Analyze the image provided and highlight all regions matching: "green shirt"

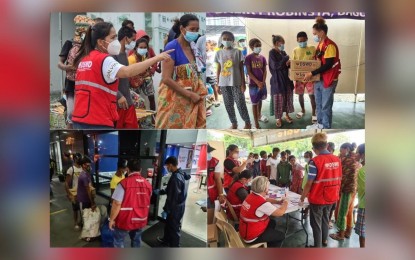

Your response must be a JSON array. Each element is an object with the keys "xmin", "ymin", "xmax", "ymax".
[
  {"xmin": 357, "ymin": 166, "xmax": 365, "ymax": 208},
  {"xmin": 302, "ymin": 164, "xmax": 309, "ymax": 189},
  {"xmin": 277, "ymin": 161, "xmax": 292, "ymax": 185}
]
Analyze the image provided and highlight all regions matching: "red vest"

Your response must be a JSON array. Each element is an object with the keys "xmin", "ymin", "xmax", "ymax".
[
  {"xmin": 207, "ymin": 157, "xmax": 220, "ymax": 202},
  {"xmin": 316, "ymin": 37, "xmax": 341, "ymax": 88},
  {"xmin": 226, "ymin": 181, "xmax": 248, "ymax": 221},
  {"xmin": 115, "ymin": 173, "xmax": 152, "ymax": 231},
  {"xmin": 223, "ymin": 157, "xmax": 240, "ymax": 189},
  {"xmin": 308, "ymin": 154, "xmax": 342, "ymax": 205},
  {"xmin": 72, "ymin": 50, "xmax": 119, "ymax": 127},
  {"xmin": 239, "ymin": 193, "xmax": 270, "ymax": 241}
]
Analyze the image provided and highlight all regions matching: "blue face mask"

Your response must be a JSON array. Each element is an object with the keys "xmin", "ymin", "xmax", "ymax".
[
  {"xmin": 313, "ymin": 35, "xmax": 320, "ymax": 43},
  {"xmin": 137, "ymin": 48, "xmax": 148, "ymax": 56},
  {"xmin": 222, "ymin": 40, "xmax": 232, "ymax": 48},
  {"xmin": 298, "ymin": 41, "xmax": 307, "ymax": 48},
  {"xmin": 278, "ymin": 44, "xmax": 285, "ymax": 51},
  {"xmin": 253, "ymin": 47, "xmax": 261, "ymax": 54},
  {"xmin": 184, "ymin": 30, "xmax": 199, "ymax": 42},
  {"xmin": 207, "ymin": 153, "xmax": 212, "ymax": 161}
]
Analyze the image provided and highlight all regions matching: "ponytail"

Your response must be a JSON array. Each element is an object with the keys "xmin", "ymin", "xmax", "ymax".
[{"xmin": 231, "ymin": 170, "xmax": 252, "ymax": 185}]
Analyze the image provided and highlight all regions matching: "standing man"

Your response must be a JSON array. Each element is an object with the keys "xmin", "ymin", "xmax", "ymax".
[
  {"xmin": 266, "ymin": 147, "xmax": 280, "ymax": 185},
  {"xmin": 300, "ymin": 133, "xmax": 342, "ymax": 247},
  {"xmin": 77, "ymin": 156, "xmax": 96, "ymax": 212},
  {"xmin": 109, "ymin": 159, "xmax": 152, "ymax": 248},
  {"xmin": 65, "ymin": 153, "xmax": 83, "ymax": 230},
  {"xmin": 155, "ymin": 156, "xmax": 191, "ymax": 247},
  {"xmin": 277, "ymin": 151, "xmax": 292, "ymax": 188}
]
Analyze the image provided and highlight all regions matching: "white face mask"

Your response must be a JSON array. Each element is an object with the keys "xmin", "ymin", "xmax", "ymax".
[
  {"xmin": 305, "ymin": 158, "xmax": 310, "ymax": 163},
  {"xmin": 232, "ymin": 153, "xmax": 239, "ymax": 159},
  {"xmin": 239, "ymin": 42, "xmax": 246, "ymax": 48},
  {"xmin": 125, "ymin": 40, "xmax": 136, "ymax": 51},
  {"xmin": 253, "ymin": 47, "xmax": 261, "ymax": 54},
  {"xmin": 254, "ymin": 159, "xmax": 260, "ymax": 162},
  {"xmin": 106, "ymin": 39, "xmax": 121, "ymax": 55},
  {"xmin": 136, "ymin": 48, "xmax": 148, "ymax": 56},
  {"xmin": 81, "ymin": 33, "xmax": 86, "ymax": 41},
  {"xmin": 222, "ymin": 40, "xmax": 232, "ymax": 48}
]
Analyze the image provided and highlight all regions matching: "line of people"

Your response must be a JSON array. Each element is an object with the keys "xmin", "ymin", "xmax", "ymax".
[
  {"xmin": 207, "ymin": 133, "xmax": 365, "ymax": 247},
  {"xmin": 206, "ymin": 16, "xmax": 341, "ymax": 129}
]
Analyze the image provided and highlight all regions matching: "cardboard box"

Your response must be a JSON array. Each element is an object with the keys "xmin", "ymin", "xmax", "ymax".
[
  {"xmin": 290, "ymin": 60, "xmax": 321, "ymax": 71},
  {"xmin": 69, "ymin": 186, "xmax": 96, "ymax": 203},
  {"xmin": 289, "ymin": 70, "xmax": 320, "ymax": 82}
]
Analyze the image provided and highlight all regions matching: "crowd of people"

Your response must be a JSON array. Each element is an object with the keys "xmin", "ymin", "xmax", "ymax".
[
  {"xmin": 206, "ymin": 16, "xmax": 341, "ymax": 129},
  {"xmin": 62, "ymin": 154, "xmax": 191, "ymax": 247},
  {"xmin": 207, "ymin": 133, "xmax": 365, "ymax": 248},
  {"xmin": 57, "ymin": 14, "xmax": 207, "ymax": 130}
]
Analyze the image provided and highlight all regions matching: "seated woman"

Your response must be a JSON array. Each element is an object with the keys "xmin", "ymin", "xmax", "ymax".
[
  {"xmin": 239, "ymin": 176, "xmax": 288, "ymax": 247},
  {"xmin": 226, "ymin": 170, "xmax": 252, "ymax": 223}
]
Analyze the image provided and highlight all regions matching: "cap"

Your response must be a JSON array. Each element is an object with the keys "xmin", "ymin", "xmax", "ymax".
[{"xmin": 208, "ymin": 144, "xmax": 216, "ymax": 153}]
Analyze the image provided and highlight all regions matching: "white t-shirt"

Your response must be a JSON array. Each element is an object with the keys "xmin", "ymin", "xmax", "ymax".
[
  {"xmin": 102, "ymin": 56, "xmax": 124, "ymax": 84},
  {"xmin": 206, "ymin": 50, "xmax": 216, "ymax": 77},
  {"xmin": 266, "ymin": 157, "xmax": 279, "ymax": 180},
  {"xmin": 67, "ymin": 165, "xmax": 83, "ymax": 190}
]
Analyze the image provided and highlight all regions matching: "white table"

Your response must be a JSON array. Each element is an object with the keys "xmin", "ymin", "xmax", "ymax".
[{"xmin": 268, "ymin": 184, "xmax": 310, "ymax": 247}]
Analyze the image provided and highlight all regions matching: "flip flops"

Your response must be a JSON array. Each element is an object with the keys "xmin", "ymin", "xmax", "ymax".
[{"xmin": 296, "ymin": 111, "xmax": 304, "ymax": 119}]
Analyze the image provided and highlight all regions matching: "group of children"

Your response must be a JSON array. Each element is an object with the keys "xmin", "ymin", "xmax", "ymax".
[{"xmin": 207, "ymin": 30, "xmax": 318, "ymax": 129}]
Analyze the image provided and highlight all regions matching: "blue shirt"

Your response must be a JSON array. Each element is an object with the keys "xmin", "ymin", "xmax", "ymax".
[
  {"xmin": 164, "ymin": 39, "xmax": 190, "ymax": 66},
  {"xmin": 308, "ymin": 150, "xmax": 331, "ymax": 181}
]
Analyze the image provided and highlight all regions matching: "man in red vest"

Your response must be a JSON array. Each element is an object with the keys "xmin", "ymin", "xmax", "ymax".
[
  {"xmin": 109, "ymin": 159, "xmax": 152, "ymax": 248},
  {"xmin": 300, "ymin": 132, "xmax": 342, "ymax": 247},
  {"xmin": 304, "ymin": 17, "xmax": 341, "ymax": 130}
]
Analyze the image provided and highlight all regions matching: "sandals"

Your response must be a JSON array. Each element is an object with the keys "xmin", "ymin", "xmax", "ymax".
[
  {"xmin": 276, "ymin": 119, "xmax": 282, "ymax": 128},
  {"xmin": 244, "ymin": 123, "xmax": 252, "ymax": 129},
  {"xmin": 230, "ymin": 124, "xmax": 238, "ymax": 129},
  {"xmin": 312, "ymin": 115, "xmax": 317, "ymax": 123},
  {"xmin": 345, "ymin": 228, "xmax": 353, "ymax": 238},
  {"xmin": 329, "ymin": 232, "xmax": 345, "ymax": 241},
  {"xmin": 296, "ymin": 111, "xmax": 305, "ymax": 119},
  {"xmin": 206, "ymin": 110, "xmax": 212, "ymax": 117},
  {"xmin": 285, "ymin": 115, "xmax": 294, "ymax": 124}
]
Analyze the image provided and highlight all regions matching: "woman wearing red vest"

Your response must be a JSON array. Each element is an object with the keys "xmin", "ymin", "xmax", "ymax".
[
  {"xmin": 226, "ymin": 170, "xmax": 252, "ymax": 222},
  {"xmin": 304, "ymin": 17, "xmax": 341, "ymax": 130},
  {"xmin": 207, "ymin": 144, "xmax": 225, "ymax": 224},
  {"xmin": 223, "ymin": 144, "xmax": 253, "ymax": 193},
  {"xmin": 300, "ymin": 133, "xmax": 342, "ymax": 247},
  {"xmin": 72, "ymin": 22, "xmax": 173, "ymax": 129},
  {"xmin": 239, "ymin": 176, "xmax": 288, "ymax": 247}
]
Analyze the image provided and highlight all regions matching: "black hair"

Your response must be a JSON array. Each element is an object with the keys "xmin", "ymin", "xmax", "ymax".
[
  {"xmin": 357, "ymin": 143, "xmax": 365, "ymax": 155},
  {"xmin": 248, "ymin": 38, "xmax": 261, "ymax": 49},
  {"xmin": 327, "ymin": 142, "xmax": 335, "ymax": 151},
  {"xmin": 232, "ymin": 170, "xmax": 252, "ymax": 184},
  {"xmin": 288, "ymin": 155, "xmax": 296, "ymax": 161},
  {"xmin": 304, "ymin": 151, "xmax": 313, "ymax": 158},
  {"xmin": 94, "ymin": 17, "xmax": 104, "ymax": 23},
  {"xmin": 74, "ymin": 22, "xmax": 113, "ymax": 67},
  {"xmin": 172, "ymin": 14, "xmax": 199, "ymax": 38},
  {"xmin": 285, "ymin": 150, "xmax": 291, "ymax": 155},
  {"xmin": 118, "ymin": 26, "xmax": 136, "ymax": 42},
  {"xmin": 74, "ymin": 153, "xmax": 83, "ymax": 163},
  {"xmin": 127, "ymin": 159, "xmax": 141, "ymax": 172},
  {"xmin": 80, "ymin": 156, "xmax": 92, "ymax": 165},
  {"xmin": 253, "ymin": 153, "xmax": 259, "ymax": 157},
  {"xmin": 260, "ymin": 151, "xmax": 267, "ymax": 157},
  {"xmin": 272, "ymin": 147, "xmax": 280, "ymax": 153},
  {"xmin": 122, "ymin": 19, "xmax": 134, "ymax": 28},
  {"xmin": 351, "ymin": 142, "xmax": 357, "ymax": 152},
  {"xmin": 220, "ymin": 31, "xmax": 235, "ymax": 43},
  {"xmin": 280, "ymin": 151, "xmax": 287, "ymax": 157},
  {"xmin": 226, "ymin": 144, "xmax": 238, "ymax": 156},
  {"xmin": 272, "ymin": 35, "xmax": 284, "ymax": 45},
  {"xmin": 135, "ymin": 38, "xmax": 149, "ymax": 50},
  {"xmin": 117, "ymin": 159, "xmax": 128, "ymax": 169},
  {"xmin": 297, "ymin": 31, "xmax": 308, "ymax": 39},
  {"xmin": 165, "ymin": 156, "xmax": 178, "ymax": 167},
  {"xmin": 313, "ymin": 16, "xmax": 328, "ymax": 35},
  {"xmin": 340, "ymin": 142, "xmax": 353, "ymax": 151},
  {"xmin": 249, "ymin": 152, "xmax": 253, "ymax": 156}
]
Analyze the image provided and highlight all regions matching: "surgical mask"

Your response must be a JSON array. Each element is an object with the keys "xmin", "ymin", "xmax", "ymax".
[
  {"xmin": 240, "ymin": 42, "xmax": 246, "ymax": 48},
  {"xmin": 254, "ymin": 159, "xmax": 260, "ymax": 162},
  {"xmin": 125, "ymin": 40, "xmax": 136, "ymax": 51},
  {"xmin": 253, "ymin": 47, "xmax": 261, "ymax": 54},
  {"xmin": 222, "ymin": 40, "xmax": 232, "ymax": 48},
  {"xmin": 106, "ymin": 39, "xmax": 121, "ymax": 55},
  {"xmin": 298, "ymin": 41, "xmax": 307, "ymax": 48},
  {"xmin": 184, "ymin": 31, "xmax": 199, "ymax": 42},
  {"xmin": 278, "ymin": 44, "xmax": 285, "ymax": 51},
  {"xmin": 232, "ymin": 153, "xmax": 239, "ymax": 159},
  {"xmin": 137, "ymin": 48, "xmax": 148, "ymax": 56},
  {"xmin": 81, "ymin": 33, "xmax": 85, "ymax": 41},
  {"xmin": 305, "ymin": 158, "xmax": 310, "ymax": 163},
  {"xmin": 207, "ymin": 153, "xmax": 212, "ymax": 161},
  {"xmin": 313, "ymin": 35, "xmax": 320, "ymax": 43}
]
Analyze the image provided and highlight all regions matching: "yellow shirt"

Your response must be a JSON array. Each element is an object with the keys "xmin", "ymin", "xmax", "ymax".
[
  {"xmin": 318, "ymin": 43, "xmax": 337, "ymax": 58},
  {"xmin": 110, "ymin": 174, "xmax": 125, "ymax": 190},
  {"xmin": 292, "ymin": 46, "xmax": 316, "ymax": 61}
]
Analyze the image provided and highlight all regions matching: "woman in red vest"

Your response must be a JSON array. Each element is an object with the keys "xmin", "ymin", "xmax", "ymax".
[
  {"xmin": 304, "ymin": 17, "xmax": 341, "ymax": 130},
  {"xmin": 226, "ymin": 170, "xmax": 252, "ymax": 222},
  {"xmin": 239, "ymin": 176, "xmax": 288, "ymax": 247},
  {"xmin": 223, "ymin": 144, "xmax": 253, "ymax": 193},
  {"xmin": 72, "ymin": 22, "xmax": 173, "ymax": 129}
]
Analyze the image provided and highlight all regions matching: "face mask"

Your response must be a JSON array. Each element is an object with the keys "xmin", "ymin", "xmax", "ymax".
[
  {"xmin": 123, "ymin": 171, "xmax": 128, "ymax": 175},
  {"xmin": 305, "ymin": 158, "xmax": 310, "ymax": 163},
  {"xmin": 313, "ymin": 35, "xmax": 320, "ymax": 43},
  {"xmin": 240, "ymin": 42, "xmax": 246, "ymax": 48},
  {"xmin": 184, "ymin": 30, "xmax": 199, "ymax": 42},
  {"xmin": 232, "ymin": 153, "xmax": 239, "ymax": 159},
  {"xmin": 253, "ymin": 47, "xmax": 261, "ymax": 54},
  {"xmin": 62, "ymin": 94, "xmax": 67, "ymax": 100},
  {"xmin": 222, "ymin": 40, "xmax": 232, "ymax": 48},
  {"xmin": 207, "ymin": 153, "xmax": 212, "ymax": 161},
  {"xmin": 81, "ymin": 33, "xmax": 85, "ymax": 41},
  {"xmin": 137, "ymin": 48, "xmax": 148, "ymax": 56},
  {"xmin": 106, "ymin": 39, "xmax": 121, "ymax": 55},
  {"xmin": 298, "ymin": 41, "xmax": 307, "ymax": 48},
  {"xmin": 278, "ymin": 44, "xmax": 285, "ymax": 51},
  {"xmin": 254, "ymin": 159, "xmax": 260, "ymax": 162},
  {"xmin": 125, "ymin": 40, "xmax": 136, "ymax": 51}
]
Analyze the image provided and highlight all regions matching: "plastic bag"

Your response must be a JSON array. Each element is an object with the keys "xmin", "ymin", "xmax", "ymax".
[{"xmin": 80, "ymin": 208, "xmax": 101, "ymax": 239}]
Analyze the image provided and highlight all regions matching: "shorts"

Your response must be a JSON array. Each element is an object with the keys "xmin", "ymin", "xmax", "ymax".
[
  {"xmin": 249, "ymin": 84, "xmax": 267, "ymax": 105},
  {"xmin": 294, "ymin": 81, "xmax": 314, "ymax": 95},
  {"xmin": 354, "ymin": 208, "xmax": 366, "ymax": 237},
  {"xmin": 207, "ymin": 198, "xmax": 215, "ymax": 209}
]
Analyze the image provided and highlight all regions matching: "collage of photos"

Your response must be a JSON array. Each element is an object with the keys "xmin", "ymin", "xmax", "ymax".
[{"xmin": 49, "ymin": 12, "xmax": 365, "ymax": 248}]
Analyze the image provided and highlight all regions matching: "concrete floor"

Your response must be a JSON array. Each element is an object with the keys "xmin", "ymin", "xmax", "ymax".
[
  {"xmin": 207, "ymin": 94, "xmax": 365, "ymax": 129},
  {"xmin": 50, "ymin": 175, "xmax": 207, "ymax": 247}
]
